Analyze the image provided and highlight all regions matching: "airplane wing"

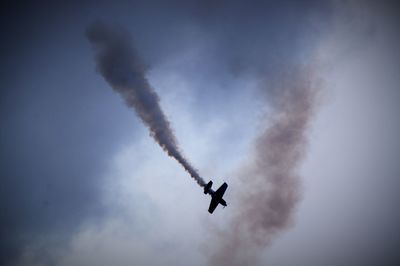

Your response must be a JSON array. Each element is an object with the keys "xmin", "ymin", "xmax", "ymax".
[
  {"xmin": 208, "ymin": 198, "xmax": 219, "ymax": 214},
  {"xmin": 215, "ymin": 182, "xmax": 228, "ymax": 197}
]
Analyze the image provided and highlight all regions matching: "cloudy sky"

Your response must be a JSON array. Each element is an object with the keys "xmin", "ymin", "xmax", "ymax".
[{"xmin": 1, "ymin": 1, "xmax": 399, "ymax": 266}]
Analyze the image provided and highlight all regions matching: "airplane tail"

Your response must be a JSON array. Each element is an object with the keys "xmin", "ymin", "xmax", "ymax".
[{"xmin": 204, "ymin": 181, "xmax": 213, "ymax": 194}]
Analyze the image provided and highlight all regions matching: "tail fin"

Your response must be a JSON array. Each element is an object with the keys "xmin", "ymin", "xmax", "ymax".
[{"xmin": 204, "ymin": 181, "xmax": 213, "ymax": 194}]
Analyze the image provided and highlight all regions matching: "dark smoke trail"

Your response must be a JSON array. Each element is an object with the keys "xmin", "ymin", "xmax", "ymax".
[
  {"xmin": 86, "ymin": 22, "xmax": 205, "ymax": 187},
  {"xmin": 209, "ymin": 68, "xmax": 318, "ymax": 266}
]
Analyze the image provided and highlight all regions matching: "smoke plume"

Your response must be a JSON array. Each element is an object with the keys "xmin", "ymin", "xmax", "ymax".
[
  {"xmin": 86, "ymin": 22, "xmax": 205, "ymax": 187},
  {"xmin": 210, "ymin": 68, "xmax": 319, "ymax": 266}
]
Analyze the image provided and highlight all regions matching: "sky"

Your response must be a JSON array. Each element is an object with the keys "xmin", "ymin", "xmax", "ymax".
[{"xmin": 1, "ymin": 1, "xmax": 399, "ymax": 266}]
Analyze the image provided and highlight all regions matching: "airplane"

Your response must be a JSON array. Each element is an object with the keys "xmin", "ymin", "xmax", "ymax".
[{"xmin": 204, "ymin": 180, "xmax": 228, "ymax": 214}]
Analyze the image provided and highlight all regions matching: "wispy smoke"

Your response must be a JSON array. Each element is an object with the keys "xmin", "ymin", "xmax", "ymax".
[
  {"xmin": 86, "ymin": 22, "xmax": 205, "ymax": 187},
  {"xmin": 210, "ymin": 68, "xmax": 319, "ymax": 266}
]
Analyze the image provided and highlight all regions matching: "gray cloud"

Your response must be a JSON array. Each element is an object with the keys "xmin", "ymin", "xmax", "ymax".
[{"xmin": 4, "ymin": 1, "xmax": 400, "ymax": 266}]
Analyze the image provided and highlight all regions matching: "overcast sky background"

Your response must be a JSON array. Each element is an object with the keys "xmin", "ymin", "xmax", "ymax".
[{"xmin": 1, "ymin": 1, "xmax": 399, "ymax": 266}]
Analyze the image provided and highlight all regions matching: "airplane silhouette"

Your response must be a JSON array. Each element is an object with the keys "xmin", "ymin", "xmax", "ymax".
[{"xmin": 204, "ymin": 180, "xmax": 228, "ymax": 214}]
